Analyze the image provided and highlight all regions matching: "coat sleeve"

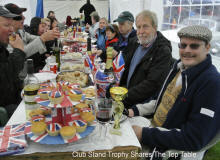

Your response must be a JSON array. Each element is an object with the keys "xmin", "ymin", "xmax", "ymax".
[
  {"xmin": 141, "ymin": 77, "xmax": 220, "ymax": 151},
  {"xmin": 8, "ymin": 48, "xmax": 26, "ymax": 76},
  {"xmin": 79, "ymin": 4, "xmax": 85, "ymax": 13},
  {"xmin": 123, "ymin": 46, "xmax": 172, "ymax": 106},
  {"xmin": 23, "ymin": 32, "xmax": 47, "ymax": 57}
]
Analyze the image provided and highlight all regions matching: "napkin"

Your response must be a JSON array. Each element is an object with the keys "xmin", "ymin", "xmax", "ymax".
[{"xmin": 0, "ymin": 123, "xmax": 27, "ymax": 156}]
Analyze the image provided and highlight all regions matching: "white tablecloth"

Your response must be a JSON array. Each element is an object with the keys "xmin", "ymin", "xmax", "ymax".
[{"xmin": 7, "ymin": 71, "xmax": 143, "ymax": 154}]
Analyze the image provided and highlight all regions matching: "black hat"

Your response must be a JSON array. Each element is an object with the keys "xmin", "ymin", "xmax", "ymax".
[
  {"xmin": 0, "ymin": 6, "xmax": 20, "ymax": 18},
  {"xmin": 4, "ymin": 3, "xmax": 27, "ymax": 15}
]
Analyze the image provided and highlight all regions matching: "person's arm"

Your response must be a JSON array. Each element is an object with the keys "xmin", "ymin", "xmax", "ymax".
[
  {"xmin": 23, "ymin": 30, "xmax": 59, "ymax": 57},
  {"xmin": 138, "ymin": 78, "xmax": 220, "ymax": 151},
  {"xmin": 123, "ymin": 46, "xmax": 172, "ymax": 106},
  {"xmin": 8, "ymin": 35, "xmax": 26, "ymax": 76},
  {"xmin": 129, "ymin": 100, "xmax": 157, "ymax": 117},
  {"xmin": 79, "ymin": 4, "xmax": 85, "ymax": 13}
]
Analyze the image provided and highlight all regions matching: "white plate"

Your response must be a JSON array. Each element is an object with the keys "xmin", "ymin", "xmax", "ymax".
[{"xmin": 34, "ymin": 72, "xmax": 57, "ymax": 83}]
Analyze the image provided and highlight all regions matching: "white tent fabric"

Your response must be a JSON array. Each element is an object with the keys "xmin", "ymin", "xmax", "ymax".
[
  {"xmin": 44, "ymin": 0, "xmax": 108, "ymax": 23},
  {"xmin": 109, "ymin": 0, "xmax": 163, "ymax": 30},
  {"xmin": 0, "ymin": 0, "xmax": 163, "ymax": 29}
]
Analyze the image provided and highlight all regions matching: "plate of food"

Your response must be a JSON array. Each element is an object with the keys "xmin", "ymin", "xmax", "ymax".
[
  {"xmin": 56, "ymin": 71, "xmax": 93, "ymax": 87},
  {"xmin": 25, "ymin": 104, "xmax": 96, "ymax": 145}
]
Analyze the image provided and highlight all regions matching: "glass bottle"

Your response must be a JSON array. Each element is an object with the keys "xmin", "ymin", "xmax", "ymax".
[
  {"xmin": 104, "ymin": 47, "xmax": 116, "ymax": 98},
  {"xmin": 87, "ymin": 35, "xmax": 92, "ymax": 56},
  {"xmin": 23, "ymin": 59, "xmax": 40, "ymax": 120},
  {"xmin": 54, "ymin": 40, "xmax": 60, "ymax": 71}
]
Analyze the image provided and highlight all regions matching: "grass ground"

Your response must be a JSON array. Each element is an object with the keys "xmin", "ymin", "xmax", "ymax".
[{"xmin": 203, "ymin": 142, "xmax": 220, "ymax": 160}]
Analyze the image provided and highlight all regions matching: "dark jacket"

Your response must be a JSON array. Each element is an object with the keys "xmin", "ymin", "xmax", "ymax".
[
  {"xmin": 0, "ymin": 44, "xmax": 26, "ymax": 107},
  {"xmin": 79, "ymin": 2, "xmax": 96, "ymax": 25},
  {"xmin": 118, "ymin": 28, "xmax": 136, "ymax": 55},
  {"xmin": 142, "ymin": 54, "xmax": 220, "ymax": 155},
  {"xmin": 120, "ymin": 31, "xmax": 172, "ymax": 107}
]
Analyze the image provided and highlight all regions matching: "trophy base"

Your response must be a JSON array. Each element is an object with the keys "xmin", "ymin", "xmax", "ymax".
[{"xmin": 110, "ymin": 127, "xmax": 122, "ymax": 136}]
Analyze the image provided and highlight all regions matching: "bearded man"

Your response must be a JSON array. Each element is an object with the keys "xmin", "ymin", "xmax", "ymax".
[{"xmin": 120, "ymin": 10, "xmax": 173, "ymax": 112}]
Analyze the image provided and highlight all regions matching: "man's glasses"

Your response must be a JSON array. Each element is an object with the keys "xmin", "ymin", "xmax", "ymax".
[
  {"xmin": 178, "ymin": 43, "xmax": 201, "ymax": 50},
  {"xmin": 13, "ymin": 16, "xmax": 22, "ymax": 21}
]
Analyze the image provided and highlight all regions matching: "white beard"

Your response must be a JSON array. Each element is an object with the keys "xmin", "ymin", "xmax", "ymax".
[{"xmin": 138, "ymin": 32, "xmax": 155, "ymax": 45}]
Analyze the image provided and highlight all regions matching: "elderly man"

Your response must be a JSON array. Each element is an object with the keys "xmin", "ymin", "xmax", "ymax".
[
  {"xmin": 5, "ymin": 3, "xmax": 59, "ymax": 58},
  {"xmin": 0, "ymin": 6, "xmax": 26, "ymax": 121},
  {"xmin": 113, "ymin": 11, "xmax": 136, "ymax": 56},
  {"xmin": 120, "ymin": 10, "xmax": 172, "ymax": 108},
  {"xmin": 85, "ymin": 11, "xmax": 99, "ymax": 40},
  {"xmin": 133, "ymin": 25, "xmax": 220, "ymax": 159}
]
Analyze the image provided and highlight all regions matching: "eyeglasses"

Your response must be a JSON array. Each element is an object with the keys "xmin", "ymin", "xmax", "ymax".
[
  {"xmin": 13, "ymin": 16, "xmax": 22, "ymax": 21},
  {"xmin": 178, "ymin": 43, "xmax": 201, "ymax": 50}
]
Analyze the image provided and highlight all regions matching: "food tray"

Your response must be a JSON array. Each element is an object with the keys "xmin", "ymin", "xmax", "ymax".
[
  {"xmin": 56, "ymin": 71, "xmax": 93, "ymax": 88},
  {"xmin": 25, "ymin": 122, "xmax": 95, "ymax": 144}
]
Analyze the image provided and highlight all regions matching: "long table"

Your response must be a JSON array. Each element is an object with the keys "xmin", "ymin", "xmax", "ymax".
[{"xmin": 4, "ymin": 73, "xmax": 142, "ymax": 160}]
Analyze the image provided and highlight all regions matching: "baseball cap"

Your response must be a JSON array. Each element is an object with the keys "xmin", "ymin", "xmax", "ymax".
[
  {"xmin": 0, "ymin": 6, "xmax": 20, "ymax": 18},
  {"xmin": 113, "ymin": 11, "xmax": 134, "ymax": 23},
  {"xmin": 4, "ymin": 3, "xmax": 27, "ymax": 15}
]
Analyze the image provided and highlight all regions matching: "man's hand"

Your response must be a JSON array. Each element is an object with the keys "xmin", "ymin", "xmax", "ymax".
[
  {"xmin": 132, "ymin": 125, "xmax": 143, "ymax": 142},
  {"xmin": 112, "ymin": 49, "xmax": 118, "ymax": 58},
  {"xmin": 40, "ymin": 30, "xmax": 60, "ymax": 42},
  {"xmin": 128, "ymin": 109, "xmax": 134, "ymax": 117},
  {"xmin": 9, "ymin": 34, "xmax": 24, "ymax": 51},
  {"xmin": 95, "ymin": 50, "xmax": 103, "ymax": 56}
]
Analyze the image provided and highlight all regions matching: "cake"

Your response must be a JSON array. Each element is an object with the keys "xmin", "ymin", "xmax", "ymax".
[
  {"xmin": 80, "ymin": 109, "xmax": 95, "ymax": 125},
  {"xmin": 83, "ymin": 88, "xmax": 95, "ymax": 98},
  {"xmin": 60, "ymin": 126, "xmax": 76, "ymax": 140},
  {"xmin": 68, "ymin": 83, "xmax": 81, "ymax": 91},
  {"xmin": 39, "ymin": 106, "xmax": 51, "ymax": 115},
  {"xmin": 38, "ymin": 88, "xmax": 50, "ymax": 100},
  {"xmin": 57, "ymin": 81, "xmax": 69, "ymax": 93},
  {"xmin": 31, "ymin": 114, "xmax": 45, "ymax": 123},
  {"xmin": 40, "ymin": 82, "xmax": 53, "ymax": 89},
  {"xmin": 46, "ymin": 123, "xmax": 62, "ymax": 136},
  {"xmin": 48, "ymin": 89, "xmax": 64, "ymax": 104},
  {"xmin": 31, "ymin": 122, "xmax": 47, "ymax": 136},
  {"xmin": 75, "ymin": 103, "xmax": 89, "ymax": 111},
  {"xmin": 69, "ymin": 89, "xmax": 82, "ymax": 101},
  {"xmin": 72, "ymin": 120, "xmax": 87, "ymax": 133},
  {"xmin": 29, "ymin": 109, "xmax": 44, "ymax": 118}
]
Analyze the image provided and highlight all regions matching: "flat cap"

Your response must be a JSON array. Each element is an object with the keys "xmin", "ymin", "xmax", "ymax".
[{"xmin": 177, "ymin": 25, "xmax": 212, "ymax": 43}]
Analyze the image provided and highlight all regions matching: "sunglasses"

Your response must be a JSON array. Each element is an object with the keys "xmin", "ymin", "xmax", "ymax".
[
  {"xmin": 13, "ymin": 16, "xmax": 23, "ymax": 21},
  {"xmin": 178, "ymin": 43, "xmax": 201, "ymax": 50}
]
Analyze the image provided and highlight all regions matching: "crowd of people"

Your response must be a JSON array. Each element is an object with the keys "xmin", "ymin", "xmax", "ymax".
[{"xmin": 0, "ymin": 1, "xmax": 219, "ymax": 160}]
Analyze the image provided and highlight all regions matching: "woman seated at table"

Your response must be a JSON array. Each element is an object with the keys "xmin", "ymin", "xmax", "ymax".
[
  {"xmin": 96, "ymin": 24, "xmax": 120, "ymax": 62},
  {"xmin": 92, "ymin": 17, "xmax": 108, "ymax": 56}
]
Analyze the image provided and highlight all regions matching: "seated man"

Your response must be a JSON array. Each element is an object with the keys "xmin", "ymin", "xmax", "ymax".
[
  {"xmin": 5, "ymin": 3, "xmax": 60, "ymax": 58},
  {"xmin": 132, "ymin": 25, "xmax": 220, "ymax": 159},
  {"xmin": 113, "ymin": 11, "xmax": 137, "ymax": 56},
  {"xmin": 120, "ymin": 10, "xmax": 172, "ymax": 108},
  {"xmin": 0, "ymin": 6, "xmax": 26, "ymax": 119},
  {"xmin": 86, "ymin": 11, "xmax": 99, "ymax": 40}
]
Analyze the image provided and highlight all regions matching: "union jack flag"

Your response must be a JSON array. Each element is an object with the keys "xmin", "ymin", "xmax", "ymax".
[
  {"xmin": 113, "ymin": 51, "xmax": 125, "ymax": 84},
  {"xmin": 0, "ymin": 123, "xmax": 27, "ymax": 155},
  {"xmin": 84, "ymin": 54, "xmax": 97, "ymax": 76}
]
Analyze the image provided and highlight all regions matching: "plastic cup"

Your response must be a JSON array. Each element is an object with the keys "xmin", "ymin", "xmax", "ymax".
[{"xmin": 49, "ymin": 63, "xmax": 58, "ymax": 73}]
